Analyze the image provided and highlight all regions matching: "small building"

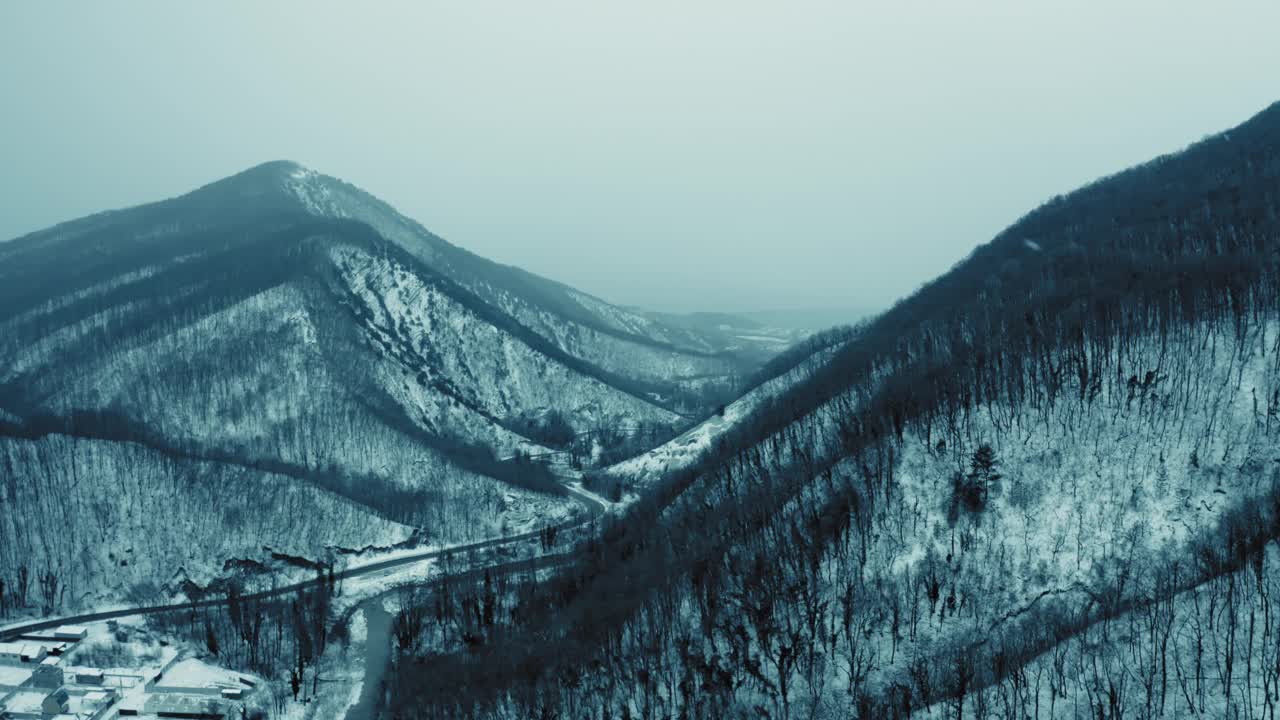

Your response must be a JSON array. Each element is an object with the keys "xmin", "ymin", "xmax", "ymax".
[
  {"xmin": 42, "ymin": 641, "xmax": 69, "ymax": 656},
  {"xmin": 0, "ymin": 641, "xmax": 22, "ymax": 663},
  {"xmin": 76, "ymin": 668, "xmax": 106, "ymax": 685},
  {"xmin": 30, "ymin": 657, "xmax": 64, "ymax": 688},
  {"xmin": 82, "ymin": 688, "xmax": 117, "ymax": 709},
  {"xmin": 41, "ymin": 686, "xmax": 70, "ymax": 715},
  {"xmin": 52, "ymin": 626, "xmax": 87, "ymax": 641},
  {"xmin": 219, "ymin": 687, "xmax": 243, "ymax": 700},
  {"xmin": 0, "ymin": 641, "xmax": 45, "ymax": 664},
  {"xmin": 22, "ymin": 644, "xmax": 46, "ymax": 663}
]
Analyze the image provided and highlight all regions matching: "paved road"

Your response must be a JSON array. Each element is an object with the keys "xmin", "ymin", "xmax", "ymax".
[
  {"xmin": 342, "ymin": 551, "xmax": 578, "ymax": 720},
  {"xmin": 0, "ymin": 484, "xmax": 606, "ymax": 642},
  {"xmin": 345, "ymin": 601, "xmax": 391, "ymax": 720}
]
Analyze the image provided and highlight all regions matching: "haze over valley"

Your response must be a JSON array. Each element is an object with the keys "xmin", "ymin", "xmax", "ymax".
[{"xmin": 4, "ymin": 4, "xmax": 1280, "ymax": 720}]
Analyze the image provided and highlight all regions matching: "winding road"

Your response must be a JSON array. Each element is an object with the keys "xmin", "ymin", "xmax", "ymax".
[{"xmin": 0, "ymin": 483, "xmax": 606, "ymax": 642}]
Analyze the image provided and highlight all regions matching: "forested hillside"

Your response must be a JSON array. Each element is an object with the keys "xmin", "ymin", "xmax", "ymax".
[
  {"xmin": 590, "ymin": 324, "xmax": 857, "ymax": 499},
  {"xmin": 382, "ymin": 102, "xmax": 1280, "ymax": 719},
  {"xmin": 0, "ymin": 162, "xmax": 775, "ymax": 616}
]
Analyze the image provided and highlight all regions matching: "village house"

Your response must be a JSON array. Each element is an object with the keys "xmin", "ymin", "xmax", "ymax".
[
  {"xmin": 0, "ymin": 642, "xmax": 45, "ymax": 664},
  {"xmin": 41, "ymin": 686, "xmax": 70, "ymax": 715},
  {"xmin": 82, "ymin": 689, "xmax": 117, "ymax": 712},
  {"xmin": 51, "ymin": 626, "xmax": 87, "ymax": 641},
  {"xmin": 75, "ymin": 668, "xmax": 105, "ymax": 685},
  {"xmin": 30, "ymin": 656, "xmax": 63, "ymax": 688}
]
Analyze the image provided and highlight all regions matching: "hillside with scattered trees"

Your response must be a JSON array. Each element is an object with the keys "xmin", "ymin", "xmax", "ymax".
[
  {"xmin": 378, "ymin": 101, "xmax": 1280, "ymax": 719},
  {"xmin": 0, "ymin": 162, "xmax": 780, "ymax": 616}
]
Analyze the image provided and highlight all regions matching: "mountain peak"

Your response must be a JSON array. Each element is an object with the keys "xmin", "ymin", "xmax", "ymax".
[
  {"xmin": 244, "ymin": 158, "xmax": 309, "ymax": 175},
  {"xmin": 232, "ymin": 159, "xmax": 315, "ymax": 185},
  {"xmin": 176, "ymin": 159, "xmax": 322, "ymax": 213}
]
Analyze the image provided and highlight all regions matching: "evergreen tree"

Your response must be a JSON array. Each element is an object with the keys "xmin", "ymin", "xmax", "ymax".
[
  {"xmin": 1156, "ymin": 456, "xmax": 1170, "ymax": 497},
  {"xmin": 955, "ymin": 443, "xmax": 1002, "ymax": 513},
  {"xmin": 968, "ymin": 443, "xmax": 1002, "ymax": 493}
]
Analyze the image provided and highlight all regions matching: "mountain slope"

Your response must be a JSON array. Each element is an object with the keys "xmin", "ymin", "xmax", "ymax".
[
  {"xmin": 0, "ymin": 160, "xmax": 756, "ymax": 397},
  {"xmin": 381, "ymin": 101, "xmax": 1280, "ymax": 719},
  {"xmin": 0, "ymin": 163, "xmax": 776, "ymax": 614}
]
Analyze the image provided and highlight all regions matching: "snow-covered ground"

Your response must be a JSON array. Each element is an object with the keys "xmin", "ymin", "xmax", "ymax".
[
  {"xmin": 154, "ymin": 657, "xmax": 247, "ymax": 690},
  {"xmin": 771, "ymin": 321, "xmax": 1280, "ymax": 708}
]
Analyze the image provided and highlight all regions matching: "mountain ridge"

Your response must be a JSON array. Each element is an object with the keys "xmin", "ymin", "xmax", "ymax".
[{"xmin": 0, "ymin": 161, "xmax": 790, "ymax": 614}]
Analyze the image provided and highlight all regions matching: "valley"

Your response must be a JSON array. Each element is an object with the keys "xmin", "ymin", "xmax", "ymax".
[
  {"xmin": 2, "ymin": 33, "xmax": 1280, "ymax": 717},
  {"xmin": 368, "ymin": 101, "xmax": 1280, "ymax": 719},
  {"xmin": 0, "ymin": 158, "xmax": 808, "ymax": 718}
]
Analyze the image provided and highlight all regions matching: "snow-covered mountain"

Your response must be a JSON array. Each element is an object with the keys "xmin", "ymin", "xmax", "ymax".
[{"xmin": 0, "ymin": 162, "xmax": 772, "ymax": 611}]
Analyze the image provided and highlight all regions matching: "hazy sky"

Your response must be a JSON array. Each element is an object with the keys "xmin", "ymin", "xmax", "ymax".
[{"xmin": 3, "ymin": 3, "xmax": 1279, "ymax": 314}]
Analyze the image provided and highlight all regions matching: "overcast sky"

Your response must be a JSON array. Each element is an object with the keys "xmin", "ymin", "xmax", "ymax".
[{"xmin": 3, "ymin": 2, "xmax": 1279, "ymax": 314}]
